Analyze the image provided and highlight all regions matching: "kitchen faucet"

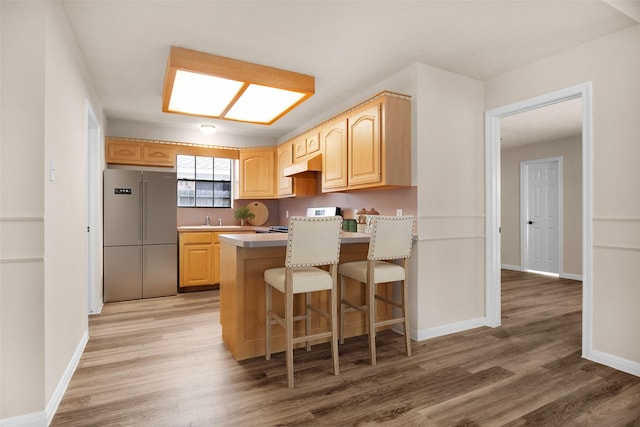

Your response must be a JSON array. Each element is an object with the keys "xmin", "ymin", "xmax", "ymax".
[
  {"xmin": 205, "ymin": 214, "xmax": 211, "ymax": 226},
  {"xmin": 218, "ymin": 218, "xmax": 223, "ymax": 226}
]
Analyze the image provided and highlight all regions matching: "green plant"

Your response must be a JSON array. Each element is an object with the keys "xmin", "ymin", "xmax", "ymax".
[{"xmin": 233, "ymin": 205, "xmax": 255, "ymax": 220}]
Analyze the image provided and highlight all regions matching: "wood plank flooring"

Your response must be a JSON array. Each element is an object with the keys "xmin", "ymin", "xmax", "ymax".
[{"xmin": 51, "ymin": 270, "xmax": 640, "ymax": 426}]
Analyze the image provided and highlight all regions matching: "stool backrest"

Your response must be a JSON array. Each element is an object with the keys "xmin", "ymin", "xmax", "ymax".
[
  {"xmin": 286, "ymin": 216, "xmax": 343, "ymax": 268},
  {"xmin": 368, "ymin": 216, "xmax": 415, "ymax": 261}
]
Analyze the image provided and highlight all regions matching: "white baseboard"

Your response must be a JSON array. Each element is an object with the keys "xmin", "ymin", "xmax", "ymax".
[
  {"xmin": 0, "ymin": 329, "xmax": 87, "ymax": 427},
  {"xmin": 501, "ymin": 264, "xmax": 522, "ymax": 271},
  {"xmin": 414, "ymin": 317, "xmax": 488, "ymax": 341},
  {"xmin": 0, "ymin": 411, "xmax": 47, "ymax": 427},
  {"xmin": 587, "ymin": 350, "xmax": 640, "ymax": 378},
  {"xmin": 560, "ymin": 272, "xmax": 583, "ymax": 281},
  {"xmin": 45, "ymin": 329, "xmax": 89, "ymax": 424}
]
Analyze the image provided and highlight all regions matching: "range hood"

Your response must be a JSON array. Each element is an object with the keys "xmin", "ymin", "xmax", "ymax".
[{"xmin": 283, "ymin": 154, "xmax": 322, "ymax": 177}]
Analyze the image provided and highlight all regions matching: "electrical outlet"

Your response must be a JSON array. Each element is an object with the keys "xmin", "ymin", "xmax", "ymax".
[
  {"xmin": 285, "ymin": 210, "xmax": 289, "ymax": 218},
  {"xmin": 396, "ymin": 209, "xmax": 403, "ymax": 216}
]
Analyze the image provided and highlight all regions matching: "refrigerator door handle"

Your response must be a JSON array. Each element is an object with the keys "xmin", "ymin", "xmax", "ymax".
[{"xmin": 142, "ymin": 178, "xmax": 147, "ymax": 243}]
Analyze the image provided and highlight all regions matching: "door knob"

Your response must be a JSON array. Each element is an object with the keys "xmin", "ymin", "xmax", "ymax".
[{"xmin": 528, "ymin": 221, "xmax": 534, "ymax": 225}]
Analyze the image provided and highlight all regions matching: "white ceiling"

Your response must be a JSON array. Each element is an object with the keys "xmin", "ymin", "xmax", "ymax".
[
  {"xmin": 501, "ymin": 97, "xmax": 583, "ymax": 149},
  {"xmin": 62, "ymin": 1, "xmax": 638, "ymax": 142}
]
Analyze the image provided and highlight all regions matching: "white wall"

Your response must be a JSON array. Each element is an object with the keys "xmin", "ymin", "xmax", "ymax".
[
  {"xmin": 1, "ymin": 1, "xmax": 105, "ymax": 423},
  {"xmin": 44, "ymin": 1, "xmax": 104, "ymax": 412},
  {"xmin": 486, "ymin": 24, "xmax": 640, "ymax": 367},
  {"xmin": 1, "ymin": 1, "xmax": 47, "ymax": 420},
  {"xmin": 413, "ymin": 64, "xmax": 486, "ymax": 338}
]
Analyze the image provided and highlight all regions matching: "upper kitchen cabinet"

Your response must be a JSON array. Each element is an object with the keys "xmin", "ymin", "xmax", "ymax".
[
  {"xmin": 106, "ymin": 138, "xmax": 176, "ymax": 167},
  {"xmin": 277, "ymin": 140, "xmax": 317, "ymax": 198},
  {"xmin": 322, "ymin": 91, "xmax": 411, "ymax": 192},
  {"xmin": 321, "ymin": 118, "xmax": 348, "ymax": 192},
  {"xmin": 293, "ymin": 130, "xmax": 321, "ymax": 161},
  {"xmin": 277, "ymin": 142, "xmax": 294, "ymax": 197},
  {"xmin": 238, "ymin": 147, "xmax": 276, "ymax": 199}
]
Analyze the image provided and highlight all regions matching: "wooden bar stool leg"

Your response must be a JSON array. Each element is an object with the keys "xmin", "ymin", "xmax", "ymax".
[
  {"xmin": 402, "ymin": 278, "xmax": 411, "ymax": 357},
  {"xmin": 330, "ymin": 283, "xmax": 339, "ymax": 376},
  {"xmin": 286, "ymin": 287, "xmax": 295, "ymax": 388},
  {"xmin": 368, "ymin": 279, "xmax": 377, "ymax": 366},
  {"xmin": 305, "ymin": 292, "xmax": 312, "ymax": 352},
  {"xmin": 339, "ymin": 275, "xmax": 346, "ymax": 345},
  {"xmin": 265, "ymin": 283, "xmax": 272, "ymax": 360}
]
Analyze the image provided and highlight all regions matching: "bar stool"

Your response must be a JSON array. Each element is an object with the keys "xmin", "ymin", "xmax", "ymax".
[
  {"xmin": 264, "ymin": 215, "xmax": 343, "ymax": 388},
  {"xmin": 339, "ymin": 215, "xmax": 415, "ymax": 366}
]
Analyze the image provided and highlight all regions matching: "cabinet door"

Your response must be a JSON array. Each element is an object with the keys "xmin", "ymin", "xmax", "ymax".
[
  {"xmin": 306, "ymin": 131, "xmax": 321, "ymax": 155},
  {"xmin": 276, "ymin": 143, "xmax": 294, "ymax": 197},
  {"xmin": 106, "ymin": 140, "xmax": 143, "ymax": 164},
  {"xmin": 143, "ymin": 143, "xmax": 176, "ymax": 167},
  {"xmin": 321, "ymin": 118, "xmax": 348, "ymax": 191},
  {"xmin": 293, "ymin": 136, "xmax": 307, "ymax": 161},
  {"xmin": 238, "ymin": 149, "xmax": 276, "ymax": 198},
  {"xmin": 348, "ymin": 103, "xmax": 381, "ymax": 187},
  {"xmin": 180, "ymin": 244, "xmax": 213, "ymax": 287}
]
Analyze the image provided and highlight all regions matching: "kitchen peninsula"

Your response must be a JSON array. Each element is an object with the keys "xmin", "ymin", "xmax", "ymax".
[{"xmin": 219, "ymin": 231, "xmax": 396, "ymax": 361}]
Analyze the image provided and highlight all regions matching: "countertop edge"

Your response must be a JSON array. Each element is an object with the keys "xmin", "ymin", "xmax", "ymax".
[{"xmin": 219, "ymin": 232, "xmax": 371, "ymax": 248}]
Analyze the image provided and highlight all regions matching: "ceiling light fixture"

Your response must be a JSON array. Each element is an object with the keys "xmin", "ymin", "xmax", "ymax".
[
  {"xmin": 200, "ymin": 124, "xmax": 216, "ymax": 135},
  {"xmin": 162, "ymin": 46, "xmax": 315, "ymax": 125}
]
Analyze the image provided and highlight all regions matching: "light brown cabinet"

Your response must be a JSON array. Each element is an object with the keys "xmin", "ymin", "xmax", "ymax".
[
  {"xmin": 142, "ymin": 144, "xmax": 176, "ymax": 167},
  {"xmin": 277, "ymin": 142, "xmax": 294, "ymax": 197},
  {"xmin": 322, "ymin": 92, "xmax": 411, "ymax": 192},
  {"xmin": 277, "ymin": 141, "xmax": 317, "ymax": 198},
  {"xmin": 179, "ymin": 232, "xmax": 215, "ymax": 288},
  {"xmin": 106, "ymin": 138, "xmax": 176, "ymax": 167},
  {"xmin": 293, "ymin": 130, "xmax": 321, "ymax": 161},
  {"xmin": 180, "ymin": 230, "xmax": 254, "ymax": 288},
  {"xmin": 238, "ymin": 148, "xmax": 276, "ymax": 199},
  {"xmin": 321, "ymin": 118, "xmax": 348, "ymax": 192}
]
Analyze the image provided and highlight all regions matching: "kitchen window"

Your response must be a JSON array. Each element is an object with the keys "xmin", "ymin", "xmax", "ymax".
[{"xmin": 177, "ymin": 155, "xmax": 232, "ymax": 207}]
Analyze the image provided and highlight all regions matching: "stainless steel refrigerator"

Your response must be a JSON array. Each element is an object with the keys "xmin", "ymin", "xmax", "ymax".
[{"xmin": 103, "ymin": 169, "xmax": 177, "ymax": 302}]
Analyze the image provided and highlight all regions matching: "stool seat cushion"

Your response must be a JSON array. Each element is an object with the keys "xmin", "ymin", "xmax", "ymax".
[
  {"xmin": 338, "ymin": 260, "xmax": 405, "ymax": 284},
  {"xmin": 265, "ymin": 267, "xmax": 333, "ymax": 294}
]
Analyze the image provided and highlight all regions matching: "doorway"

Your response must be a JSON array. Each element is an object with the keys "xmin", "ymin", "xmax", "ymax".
[
  {"xmin": 485, "ymin": 82, "xmax": 593, "ymax": 357},
  {"xmin": 521, "ymin": 157, "xmax": 562, "ymax": 275},
  {"xmin": 86, "ymin": 100, "xmax": 102, "ymax": 314}
]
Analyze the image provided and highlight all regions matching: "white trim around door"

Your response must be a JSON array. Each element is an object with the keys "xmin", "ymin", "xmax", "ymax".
[{"xmin": 484, "ymin": 82, "xmax": 593, "ymax": 359}]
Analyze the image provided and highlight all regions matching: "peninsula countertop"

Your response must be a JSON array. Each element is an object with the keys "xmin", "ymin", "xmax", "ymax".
[{"xmin": 218, "ymin": 231, "xmax": 371, "ymax": 248}]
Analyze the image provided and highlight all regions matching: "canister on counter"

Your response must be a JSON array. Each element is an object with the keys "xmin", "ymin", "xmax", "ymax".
[
  {"xmin": 364, "ymin": 208, "xmax": 379, "ymax": 233},
  {"xmin": 343, "ymin": 219, "xmax": 357, "ymax": 232}
]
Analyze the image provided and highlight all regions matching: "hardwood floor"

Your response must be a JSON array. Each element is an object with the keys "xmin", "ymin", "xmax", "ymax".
[{"xmin": 51, "ymin": 270, "xmax": 640, "ymax": 426}]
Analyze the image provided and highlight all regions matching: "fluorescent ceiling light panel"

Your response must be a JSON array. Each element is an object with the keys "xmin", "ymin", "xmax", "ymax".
[
  {"xmin": 162, "ymin": 46, "xmax": 315, "ymax": 125},
  {"xmin": 225, "ymin": 84, "xmax": 306, "ymax": 124},
  {"xmin": 169, "ymin": 70, "xmax": 243, "ymax": 116}
]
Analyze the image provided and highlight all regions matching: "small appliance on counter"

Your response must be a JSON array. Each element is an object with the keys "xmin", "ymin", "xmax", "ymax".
[
  {"xmin": 257, "ymin": 207, "xmax": 342, "ymax": 233},
  {"xmin": 306, "ymin": 206, "xmax": 341, "ymax": 218}
]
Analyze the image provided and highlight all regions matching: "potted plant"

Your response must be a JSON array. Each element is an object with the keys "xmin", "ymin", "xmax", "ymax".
[{"xmin": 233, "ymin": 205, "xmax": 255, "ymax": 226}]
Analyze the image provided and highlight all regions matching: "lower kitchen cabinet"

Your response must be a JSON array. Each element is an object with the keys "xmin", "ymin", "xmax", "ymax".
[
  {"xmin": 180, "ymin": 232, "xmax": 214, "ymax": 288},
  {"xmin": 179, "ymin": 230, "xmax": 255, "ymax": 288}
]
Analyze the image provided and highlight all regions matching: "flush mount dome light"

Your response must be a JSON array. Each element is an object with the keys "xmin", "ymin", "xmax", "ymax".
[
  {"xmin": 200, "ymin": 124, "xmax": 216, "ymax": 135},
  {"xmin": 162, "ymin": 46, "xmax": 315, "ymax": 125}
]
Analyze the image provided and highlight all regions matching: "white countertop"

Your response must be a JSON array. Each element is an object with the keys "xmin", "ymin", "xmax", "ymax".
[
  {"xmin": 177, "ymin": 225, "xmax": 268, "ymax": 232},
  {"xmin": 218, "ymin": 231, "xmax": 371, "ymax": 248}
]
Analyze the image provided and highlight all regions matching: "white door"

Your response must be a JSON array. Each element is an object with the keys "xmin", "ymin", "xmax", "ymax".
[{"xmin": 522, "ymin": 158, "xmax": 561, "ymax": 274}]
